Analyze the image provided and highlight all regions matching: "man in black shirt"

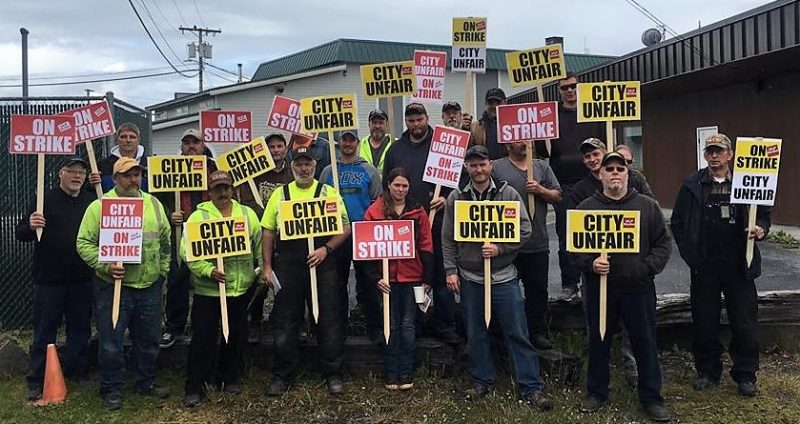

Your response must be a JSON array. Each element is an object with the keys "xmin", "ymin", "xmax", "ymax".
[
  {"xmin": 470, "ymin": 88, "xmax": 507, "ymax": 160},
  {"xmin": 16, "ymin": 157, "xmax": 96, "ymax": 401}
]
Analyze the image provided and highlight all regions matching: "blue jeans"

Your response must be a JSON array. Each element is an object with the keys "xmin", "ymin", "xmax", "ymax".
[
  {"xmin": 94, "ymin": 277, "xmax": 162, "ymax": 395},
  {"xmin": 554, "ymin": 182, "xmax": 581, "ymax": 290},
  {"xmin": 461, "ymin": 278, "xmax": 544, "ymax": 395},
  {"xmin": 384, "ymin": 284, "xmax": 417, "ymax": 378},
  {"xmin": 27, "ymin": 280, "xmax": 92, "ymax": 389}
]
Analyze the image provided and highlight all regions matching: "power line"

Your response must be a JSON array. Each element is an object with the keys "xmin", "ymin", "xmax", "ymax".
[
  {"xmin": 192, "ymin": 0, "xmax": 207, "ymax": 27},
  {"xmin": 128, "ymin": 0, "xmax": 194, "ymax": 77},
  {"xmin": 0, "ymin": 69, "xmax": 197, "ymax": 88},
  {"xmin": 0, "ymin": 66, "xmax": 177, "ymax": 82},
  {"xmin": 148, "ymin": 0, "xmax": 191, "ymax": 41},
  {"xmin": 138, "ymin": 0, "xmax": 190, "ymax": 67},
  {"xmin": 171, "ymin": 0, "xmax": 188, "ymax": 25},
  {"xmin": 187, "ymin": 59, "xmax": 249, "ymax": 81}
]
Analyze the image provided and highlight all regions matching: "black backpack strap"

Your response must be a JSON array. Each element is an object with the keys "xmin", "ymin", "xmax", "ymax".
[
  {"xmin": 282, "ymin": 183, "xmax": 291, "ymax": 201},
  {"xmin": 314, "ymin": 181, "xmax": 324, "ymax": 197}
]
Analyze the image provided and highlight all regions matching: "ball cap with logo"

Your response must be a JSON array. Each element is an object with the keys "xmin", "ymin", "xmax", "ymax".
[
  {"xmin": 113, "ymin": 157, "xmax": 143, "ymax": 175},
  {"xmin": 208, "ymin": 170, "xmax": 233, "ymax": 189}
]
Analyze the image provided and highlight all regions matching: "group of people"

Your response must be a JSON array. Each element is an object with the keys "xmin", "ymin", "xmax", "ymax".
[{"xmin": 15, "ymin": 72, "xmax": 770, "ymax": 422}]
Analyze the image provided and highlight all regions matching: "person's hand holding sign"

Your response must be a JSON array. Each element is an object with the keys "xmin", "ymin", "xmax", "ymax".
[
  {"xmin": 88, "ymin": 171, "xmax": 101, "ymax": 186},
  {"xmin": 525, "ymin": 179, "xmax": 544, "ymax": 195},
  {"xmin": 592, "ymin": 255, "xmax": 610, "ymax": 275},
  {"xmin": 747, "ymin": 225, "xmax": 766, "ymax": 241},
  {"xmin": 211, "ymin": 267, "xmax": 226, "ymax": 284},
  {"xmin": 108, "ymin": 262, "xmax": 126, "ymax": 280},
  {"xmin": 377, "ymin": 278, "xmax": 390, "ymax": 295},
  {"xmin": 481, "ymin": 243, "xmax": 500, "ymax": 258},
  {"xmin": 430, "ymin": 196, "xmax": 447, "ymax": 211},
  {"xmin": 446, "ymin": 273, "xmax": 460, "ymax": 294},
  {"xmin": 307, "ymin": 246, "xmax": 329, "ymax": 268},
  {"xmin": 170, "ymin": 211, "xmax": 184, "ymax": 227},
  {"xmin": 28, "ymin": 212, "xmax": 46, "ymax": 231}
]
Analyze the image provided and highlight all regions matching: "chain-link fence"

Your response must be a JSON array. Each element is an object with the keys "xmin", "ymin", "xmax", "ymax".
[{"xmin": 0, "ymin": 94, "xmax": 150, "ymax": 329}]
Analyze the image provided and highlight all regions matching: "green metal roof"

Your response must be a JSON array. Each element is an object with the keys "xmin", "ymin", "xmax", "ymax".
[{"xmin": 252, "ymin": 38, "xmax": 615, "ymax": 81}]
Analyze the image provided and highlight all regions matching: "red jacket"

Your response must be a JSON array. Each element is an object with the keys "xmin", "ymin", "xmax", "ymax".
[{"xmin": 363, "ymin": 196, "xmax": 434, "ymax": 284}]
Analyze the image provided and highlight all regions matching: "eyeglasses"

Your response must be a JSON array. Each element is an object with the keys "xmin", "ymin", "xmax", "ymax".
[
  {"xmin": 559, "ymin": 83, "xmax": 577, "ymax": 91},
  {"xmin": 604, "ymin": 166, "xmax": 627, "ymax": 173}
]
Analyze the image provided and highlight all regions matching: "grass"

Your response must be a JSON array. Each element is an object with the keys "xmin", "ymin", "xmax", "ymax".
[
  {"xmin": 767, "ymin": 230, "xmax": 800, "ymax": 248},
  {"xmin": 1, "ymin": 348, "xmax": 799, "ymax": 424}
]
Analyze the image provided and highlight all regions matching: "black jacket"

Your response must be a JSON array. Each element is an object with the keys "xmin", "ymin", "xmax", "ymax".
[
  {"xmin": 535, "ymin": 103, "xmax": 604, "ymax": 185},
  {"xmin": 571, "ymin": 189, "xmax": 672, "ymax": 293},
  {"xmin": 567, "ymin": 168, "xmax": 654, "ymax": 209},
  {"xmin": 670, "ymin": 168, "xmax": 770, "ymax": 279},
  {"xmin": 15, "ymin": 187, "xmax": 96, "ymax": 284}
]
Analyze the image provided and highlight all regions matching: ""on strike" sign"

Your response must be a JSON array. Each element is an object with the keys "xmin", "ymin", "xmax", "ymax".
[
  {"xmin": 411, "ymin": 50, "xmax": 446, "ymax": 103},
  {"xmin": 451, "ymin": 17, "xmax": 487, "ymax": 73},
  {"xmin": 99, "ymin": 198, "xmax": 144, "ymax": 263},
  {"xmin": 423, "ymin": 125, "xmax": 470, "ymax": 189},
  {"xmin": 267, "ymin": 96, "xmax": 303, "ymax": 135},
  {"xmin": 9, "ymin": 115, "xmax": 77, "ymax": 155},
  {"xmin": 66, "ymin": 100, "xmax": 116, "ymax": 143},
  {"xmin": 200, "ymin": 110, "xmax": 252, "ymax": 143},
  {"xmin": 731, "ymin": 137, "xmax": 782, "ymax": 206},
  {"xmin": 352, "ymin": 220, "xmax": 416, "ymax": 260},
  {"xmin": 496, "ymin": 102, "xmax": 559, "ymax": 143}
]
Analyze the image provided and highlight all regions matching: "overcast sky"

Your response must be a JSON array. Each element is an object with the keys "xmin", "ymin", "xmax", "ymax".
[{"xmin": 1, "ymin": 0, "xmax": 771, "ymax": 107}]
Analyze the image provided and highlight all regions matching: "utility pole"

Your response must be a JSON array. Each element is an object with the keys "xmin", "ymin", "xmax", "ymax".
[{"xmin": 180, "ymin": 25, "xmax": 221, "ymax": 92}]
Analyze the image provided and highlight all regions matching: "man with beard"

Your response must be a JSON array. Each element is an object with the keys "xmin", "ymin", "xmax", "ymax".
[
  {"xmin": 670, "ymin": 134, "xmax": 770, "ymax": 397},
  {"xmin": 77, "ymin": 157, "xmax": 172, "ymax": 410},
  {"xmin": 442, "ymin": 145, "xmax": 551, "ymax": 411},
  {"xmin": 261, "ymin": 139, "xmax": 352, "ymax": 396},
  {"xmin": 441, "ymin": 101, "xmax": 473, "ymax": 131},
  {"xmin": 536, "ymin": 73, "xmax": 605, "ymax": 302},
  {"xmin": 158, "ymin": 128, "xmax": 219, "ymax": 349},
  {"xmin": 358, "ymin": 109, "xmax": 394, "ymax": 174},
  {"xmin": 571, "ymin": 152, "xmax": 671, "ymax": 422},
  {"xmin": 17, "ymin": 157, "xmax": 96, "ymax": 401},
  {"xmin": 470, "ymin": 88, "xmax": 508, "ymax": 160},
  {"xmin": 381, "ymin": 102, "xmax": 460, "ymax": 345}
]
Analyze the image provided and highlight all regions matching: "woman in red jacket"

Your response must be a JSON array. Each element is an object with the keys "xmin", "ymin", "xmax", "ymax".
[{"xmin": 364, "ymin": 167, "xmax": 434, "ymax": 391}]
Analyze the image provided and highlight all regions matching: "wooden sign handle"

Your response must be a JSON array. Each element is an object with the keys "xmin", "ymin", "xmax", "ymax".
[
  {"xmin": 85, "ymin": 141, "xmax": 104, "ymax": 199},
  {"xmin": 328, "ymin": 130, "xmax": 339, "ymax": 193},
  {"xmin": 599, "ymin": 252, "xmax": 608, "ymax": 341},
  {"xmin": 35, "ymin": 154, "xmax": 44, "ymax": 242},
  {"xmin": 174, "ymin": 192, "xmax": 182, "ymax": 265},
  {"xmin": 112, "ymin": 261, "xmax": 122, "ymax": 329},
  {"xmin": 387, "ymin": 99, "xmax": 395, "ymax": 140},
  {"xmin": 382, "ymin": 258, "xmax": 390, "ymax": 345},
  {"xmin": 247, "ymin": 179, "xmax": 263, "ymax": 208},
  {"xmin": 429, "ymin": 184, "xmax": 442, "ymax": 227},
  {"xmin": 746, "ymin": 204, "xmax": 757, "ymax": 267},
  {"xmin": 526, "ymin": 141, "xmax": 536, "ymax": 220},
  {"xmin": 484, "ymin": 242, "xmax": 491, "ymax": 328},
  {"xmin": 533, "ymin": 85, "xmax": 552, "ymax": 157},
  {"xmin": 605, "ymin": 121, "xmax": 615, "ymax": 151},
  {"xmin": 465, "ymin": 71, "xmax": 474, "ymax": 116},
  {"xmin": 308, "ymin": 237, "xmax": 320, "ymax": 323},
  {"xmin": 217, "ymin": 257, "xmax": 230, "ymax": 343}
]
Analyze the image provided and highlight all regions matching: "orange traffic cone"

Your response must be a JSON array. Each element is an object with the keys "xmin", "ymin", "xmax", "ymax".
[{"xmin": 34, "ymin": 344, "xmax": 67, "ymax": 406}]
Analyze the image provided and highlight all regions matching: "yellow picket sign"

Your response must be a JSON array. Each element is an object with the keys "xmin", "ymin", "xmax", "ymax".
[
  {"xmin": 577, "ymin": 81, "xmax": 641, "ymax": 123},
  {"xmin": 184, "ymin": 216, "xmax": 251, "ymax": 262},
  {"xmin": 300, "ymin": 94, "xmax": 359, "ymax": 133},
  {"xmin": 361, "ymin": 61, "xmax": 416, "ymax": 99},
  {"xmin": 215, "ymin": 137, "xmax": 276, "ymax": 186},
  {"xmin": 278, "ymin": 196, "xmax": 345, "ymax": 241},
  {"xmin": 506, "ymin": 44, "xmax": 566, "ymax": 87},
  {"xmin": 146, "ymin": 155, "xmax": 208, "ymax": 192},
  {"xmin": 566, "ymin": 210, "xmax": 641, "ymax": 253},
  {"xmin": 454, "ymin": 200, "xmax": 521, "ymax": 243}
]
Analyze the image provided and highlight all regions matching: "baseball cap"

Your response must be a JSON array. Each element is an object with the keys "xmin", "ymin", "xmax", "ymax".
[
  {"xmin": 368, "ymin": 109, "xmax": 388, "ymax": 121},
  {"xmin": 291, "ymin": 136, "xmax": 316, "ymax": 161},
  {"xmin": 181, "ymin": 128, "xmax": 202, "ymax": 141},
  {"xmin": 600, "ymin": 152, "xmax": 628, "ymax": 167},
  {"xmin": 404, "ymin": 102, "xmax": 427, "ymax": 116},
  {"xmin": 464, "ymin": 145, "xmax": 490, "ymax": 161},
  {"xmin": 113, "ymin": 157, "xmax": 142, "ymax": 175},
  {"xmin": 485, "ymin": 88, "xmax": 506, "ymax": 101},
  {"xmin": 442, "ymin": 101, "xmax": 461, "ymax": 113},
  {"xmin": 61, "ymin": 156, "xmax": 89, "ymax": 169},
  {"xmin": 265, "ymin": 133, "xmax": 287, "ymax": 144},
  {"xmin": 580, "ymin": 137, "xmax": 606, "ymax": 154},
  {"xmin": 338, "ymin": 130, "xmax": 359, "ymax": 141},
  {"xmin": 208, "ymin": 170, "xmax": 233, "ymax": 189},
  {"xmin": 704, "ymin": 133, "xmax": 732, "ymax": 150}
]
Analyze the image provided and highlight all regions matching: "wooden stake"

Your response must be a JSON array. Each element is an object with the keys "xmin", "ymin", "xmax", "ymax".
[
  {"xmin": 328, "ymin": 131, "xmax": 339, "ymax": 192},
  {"xmin": 112, "ymin": 261, "xmax": 122, "ymax": 329},
  {"xmin": 526, "ymin": 141, "xmax": 536, "ymax": 219},
  {"xmin": 35, "ymin": 154, "xmax": 44, "ymax": 242},
  {"xmin": 429, "ymin": 184, "xmax": 442, "ymax": 227},
  {"xmin": 465, "ymin": 71, "xmax": 474, "ymax": 116},
  {"xmin": 382, "ymin": 258, "xmax": 390, "ymax": 345},
  {"xmin": 746, "ymin": 204, "xmax": 757, "ymax": 267},
  {"xmin": 174, "ymin": 192, "xmax": 182, "ymax": 265},
  {"xmin": 484, "ymin": 242, "xmax": 491, "ymax": 328},
  {"xmin": 85, "ymin": 141, "xmax": 103, "ymax": 199},
  {"xmin": 599, "ymin": 252, "xmax": 608, "ymax": 341},
  {"xmin": 606, "ymin": 121, "xmax": 615, "ymax": 152},
  {"xmin": 534, "ymin": 85, "xmax": 552, "ymax": 157},
  {"xmin": 247, "ymin": 179, "xmax": 263, "ymax": 208},
  {"xmin": 387, "ymin": 99, "xmax": 395, "ymax": 142},
  {"xmin": 308, "ymin": 237, "xmax": 319, "ymax": 323},
  {"xmin": 217, "ymin": 257, "xmax": 230, "ymax": 343}
]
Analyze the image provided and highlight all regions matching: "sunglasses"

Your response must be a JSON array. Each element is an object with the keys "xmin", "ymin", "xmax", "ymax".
[
  {"xmin": 559, "ymin": 83, "xmax": 577, "ymax": 91},
  {"xmin": 604, "ymin": 166, "xmax": 627, "ymax": 173}
]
